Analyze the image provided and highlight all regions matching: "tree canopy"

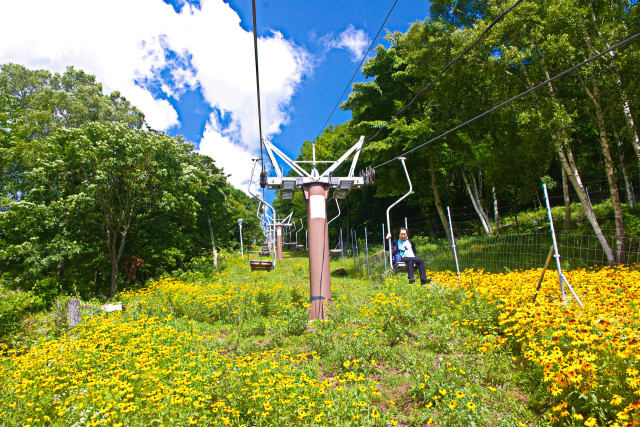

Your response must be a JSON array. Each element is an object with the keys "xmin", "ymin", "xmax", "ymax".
[{"xmin": 1, "ymin": 64, "xmax": 259, "ymax": 299}]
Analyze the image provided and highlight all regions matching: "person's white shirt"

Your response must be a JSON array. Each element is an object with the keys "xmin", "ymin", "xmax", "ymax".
[{"xmin": 398, "ymin": 239, "xmax": 415, "ymax": 258}]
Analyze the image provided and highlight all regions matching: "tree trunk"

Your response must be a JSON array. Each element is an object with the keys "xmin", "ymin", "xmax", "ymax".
[
  {"xmin": 110, "ymin": 261, "xmax": 119, "ymax": 298},
  {"xmin": 462, "ymin": 171, "xmax": 492, "ymax": 235},
  {"xmin": 590, "ymin": 8, "xmax": 640, "ymax": 169},
  {"xmin": 513, "ymin": 198, "xmax": 520, "ymax": 235},
  {"xmin": 106, "ymin": 220, "xmax": 131, "ymax": 297},
  {"xmin": 613, "ymin": 127, "xmax": 635, "ymax": 208},
  {"xmin": 429, "ymin": 146, "xmax": 452, "ymax": 244},
  {"xmin": 536, "ymin": 49, "xmax": 615, "ymax": 264},
  {"xmin": 562, "ymin": 167, "xmax": 571, "ymax": 230},
  {"xmin": 585, "ymin": 78, "xmax": 625, "ymax": 263},
  {"xmin": 492, "ymin": 186, "xmax": 499, "ymax": 231}
]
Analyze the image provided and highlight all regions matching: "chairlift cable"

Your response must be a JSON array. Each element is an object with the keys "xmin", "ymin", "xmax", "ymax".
[
  {"xmin": 317, "ymin": 0, "xmax": 401, "ymax": 137},
  {"xmin": 372, "ymin": 31, "xmax": 640, "ymax": 170},
  {"xmin": 364, "ymin": 0, "xmax": 526, "ymax": 145},
  {"xmin": 251, "ymin": 0, "xmax": 265, "ymax": 175}
]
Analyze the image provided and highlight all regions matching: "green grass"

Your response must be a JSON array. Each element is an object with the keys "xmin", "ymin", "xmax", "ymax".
[{"xmin": 185, "ymin": 255, "xmax": 544, "ymax": 425}]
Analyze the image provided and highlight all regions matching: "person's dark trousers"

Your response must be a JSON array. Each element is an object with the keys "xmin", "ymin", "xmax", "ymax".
[{"xmin": 403, "ymin": 256, "xmax": 427, "ymax": 283}]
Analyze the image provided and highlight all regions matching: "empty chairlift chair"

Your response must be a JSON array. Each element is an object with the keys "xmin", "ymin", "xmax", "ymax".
[
  {"xmin": 327, "ymin": 197, "xmax": 344, "ymax": 258},
  {"xmin": 247, "ymin": 159, "xmax": 276, "ymax": 272}
]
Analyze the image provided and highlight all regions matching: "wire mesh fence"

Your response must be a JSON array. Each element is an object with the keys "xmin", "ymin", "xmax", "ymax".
[
  {"xmin": 339, "ymin": 227, "xmax": 640, "ymax": 281},
  {"xmin": 416, "ymin": 232, "xmax": 640, "ymax": 274}
]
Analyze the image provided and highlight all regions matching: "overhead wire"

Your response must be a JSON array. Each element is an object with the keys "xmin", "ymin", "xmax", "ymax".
[
  {"xmin": 317, "ymin": 0, "xmax": 401, "ymax": 137},
  {"xmin": 372, "ymin": 31, "xmax": 640, "ymax": 170},
  {"xmin": 251, "ymin": 0, "xmax": 265, "ymax": 174},
  {"xmin": 364, "ymin": 0, "xmax": 526, "ymax": 144}
]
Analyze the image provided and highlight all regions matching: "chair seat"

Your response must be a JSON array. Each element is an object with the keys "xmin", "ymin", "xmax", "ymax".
[
  {"xmin": 393, "ymin": 262, "xmax": 407, "ymax": 272},
  {"xmin": 329, "ymin": 249, "xmax": 343, "ymax": 255},
  {"xmin": 259, "ymin": 251, "xmax": 271, "ymax": 256},
  {"xmin": 250, "ymin": 260, "xmax": 274, "ymax": 271}
]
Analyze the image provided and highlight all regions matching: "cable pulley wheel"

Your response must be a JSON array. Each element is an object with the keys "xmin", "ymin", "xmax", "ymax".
[
  {"xmin": 362, "ymin": 167, "xmax": 375, "ymax": 186},
  {"xmin": 260, "ymin": 169, "xmax": 267, "ymax": 188}
]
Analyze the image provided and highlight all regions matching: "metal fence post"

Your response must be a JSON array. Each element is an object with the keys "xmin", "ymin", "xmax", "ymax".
[
  {"xmin": 382, "ymin": 223, "xmax": 388, "ymax": 279},
  {"xmin": 542, "ymin": 183, "xmax": 583, "ymax": 306},
  {"xmin": 365, "ymin": 226, "xmax": 370, "ymax": 278},
  {"xmin": 447, "ymin": 206, "xmax": 460, "ymax": 282}
]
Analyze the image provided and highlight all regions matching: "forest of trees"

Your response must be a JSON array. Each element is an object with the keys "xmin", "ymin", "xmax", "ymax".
[
  {"xmin": 0, "ymin": 64, "xmax": 260, "ymax": 301},
  {"xmin": 2, "ymin": 0, "xmax": 639, "ymax": 305},
  {"xmin": 276, "ymin": 0, "xmax": 640, "ymax": 265}
]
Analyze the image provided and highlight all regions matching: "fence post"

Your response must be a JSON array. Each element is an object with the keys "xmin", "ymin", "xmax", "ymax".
[
  {"xmin": 382, "ymin": 223, "xmax": 388, "ymax": 280},
  {"xmin": 354, "ymin": 229, "xmax": 360, "ymax": 272},
  {"xmin": 351, "ymin": 229, "xmax": 357, "ymax": 273},
  {"xmin": 365, "ymin": 226, "xmax": 370, "ymax": 279},
  {"xmin": 238, "ymin": 218, "xmax": 244, "ymax": 259},
  {"xmin": 542, "ymin": 183, "xmax": 583, "ymax": 306},
  {"xmin": 447, "ymin": 206, "xmax": 460, "ymax": 282}
]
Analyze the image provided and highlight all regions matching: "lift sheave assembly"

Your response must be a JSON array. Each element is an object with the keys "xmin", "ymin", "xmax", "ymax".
[{"xmin": 262, "ymin": 135, "xmax": 369, "ymax": 320}]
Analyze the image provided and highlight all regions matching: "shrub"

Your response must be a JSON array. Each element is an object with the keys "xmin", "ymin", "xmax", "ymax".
[{"xmin": 0, "ymin": 288, "xmax": 41, "ymax": 340}]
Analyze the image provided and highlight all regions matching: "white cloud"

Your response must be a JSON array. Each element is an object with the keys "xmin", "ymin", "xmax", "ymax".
[
  {"xmin": 0, "ymin": 0, "xmax": 310, "ymax": 190},
  {"xmin": 323, "ymin": 25, "xmax": 370, "ymax": 62},
  {"xmin": 198, "ymin": 118, "xmax": 257, "ymax": 191}
]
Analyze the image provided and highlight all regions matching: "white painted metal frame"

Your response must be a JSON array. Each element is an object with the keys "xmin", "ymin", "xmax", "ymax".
[
  {"xmin": 385, "ymin": 157, "xmax": 412, "ymax": 272},
  {"xmin": 262, "ymin": 136, "xmax": 365, "ymax": 191}
]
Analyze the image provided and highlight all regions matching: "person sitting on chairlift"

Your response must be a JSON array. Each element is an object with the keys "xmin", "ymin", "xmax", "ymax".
[{"xmin": 386, "ymin": 227, "xmax": 430, "ymax": 285}]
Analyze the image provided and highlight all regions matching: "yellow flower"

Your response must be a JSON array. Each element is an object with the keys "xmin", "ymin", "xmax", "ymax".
[
  {"xmin": 467, "ymin": 401, "xmax": 476, "ymax": 410},
  {"xmin": 584, "ymin": 417, "xmax": 597, "ymax": 427},
  {"xmin": 425, "ymin": 401, "xmax": 433, "ymax": 409},
  {"xmin": 610, "ymin": 394, "xmax": 623, "ymax": 406},
  {"xmin": 573, "ymin": 413, "xmax": 584, "ymax": 421},
  {"xmin": 488, "ymin": 386, "xmax": 497, "ymax": 392},
  {"xmin": 390, "ymin": 419, "xmax": 398, "ymax": 425},
  {"xmin": 343, "ymin": 360, "xmax": 351, "ymax": 368},
  {"xmin": 455, "ymin": 390, "xmax": 466, "ymax": 399},
  {"xmin": 427, "ymin": 418, "xmax": 434, "ymax": 424},
  {"xmin": 448, "ymin": 400, "xmax": 458, "ymax": 409},
  {"xmin": 439, "ymin": 388, "xmax": 447, "ymax": 395},
  {"xmin": 371, "ymin": 408, "xmax": 380, "ymax": 419}
]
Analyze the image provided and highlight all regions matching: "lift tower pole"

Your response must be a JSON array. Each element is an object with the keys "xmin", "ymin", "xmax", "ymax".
[{"xmin": 263, "ymin": 136, "xmax": 368, "ymax": 320}]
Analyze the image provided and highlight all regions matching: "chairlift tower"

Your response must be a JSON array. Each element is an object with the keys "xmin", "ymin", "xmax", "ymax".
[{"xmin": 262, "ymin": 135, "xmax": 372, "ymax": 320}]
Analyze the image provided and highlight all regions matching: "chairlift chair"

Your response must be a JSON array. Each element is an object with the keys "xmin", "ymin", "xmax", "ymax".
[
  {"xmin": 327, "ymin": 196, "xmax": 344, "ymax": 258},
  {"xmin": 295, "ymin": 218, "xmax": 305, "ymax": 250},
  {"xmin": 247, "ymin": 160, "xmax": 276, "ymax": 272},
  {"xmin": 384, "ymin": 157, "xmax": 412, "ymax": 274}
]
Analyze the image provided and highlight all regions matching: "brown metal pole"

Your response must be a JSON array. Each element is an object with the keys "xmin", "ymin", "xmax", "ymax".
[
  {"xmin": 303, "ymin": 183, "xmax": 331, "ymax": 320},
  {"xmin": 276, "ymin": 225, "xmax": 284, "ymax": 259}
]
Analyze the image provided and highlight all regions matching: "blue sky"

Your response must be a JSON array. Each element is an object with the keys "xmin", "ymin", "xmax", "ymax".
[
  {"xmin": 0, "ymin": 0, "xmax": 430, "ymax": 193},
  {"xmin": 162, "ymin": 0, "xmax": 430, "ymax": 157}
]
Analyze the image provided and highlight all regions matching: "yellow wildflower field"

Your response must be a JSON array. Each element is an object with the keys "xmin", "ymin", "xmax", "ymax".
[
  {"xmin": 430, "ymin": 266, "xmax": 640, "ymax": 424},
  {"xmin": 0, "ymin": 261, "xmax": 638, "ymax": 425}
]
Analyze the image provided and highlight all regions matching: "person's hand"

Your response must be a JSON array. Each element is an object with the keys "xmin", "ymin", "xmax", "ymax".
[{"xmin": 386, "ymin": 233, "xmax": 391, "ymax": 239}]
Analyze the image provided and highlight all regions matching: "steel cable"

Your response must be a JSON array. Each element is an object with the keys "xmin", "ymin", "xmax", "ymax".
[{"xmin": 372, "ymin": 32, "xmax": 640, "ymax": 170}]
